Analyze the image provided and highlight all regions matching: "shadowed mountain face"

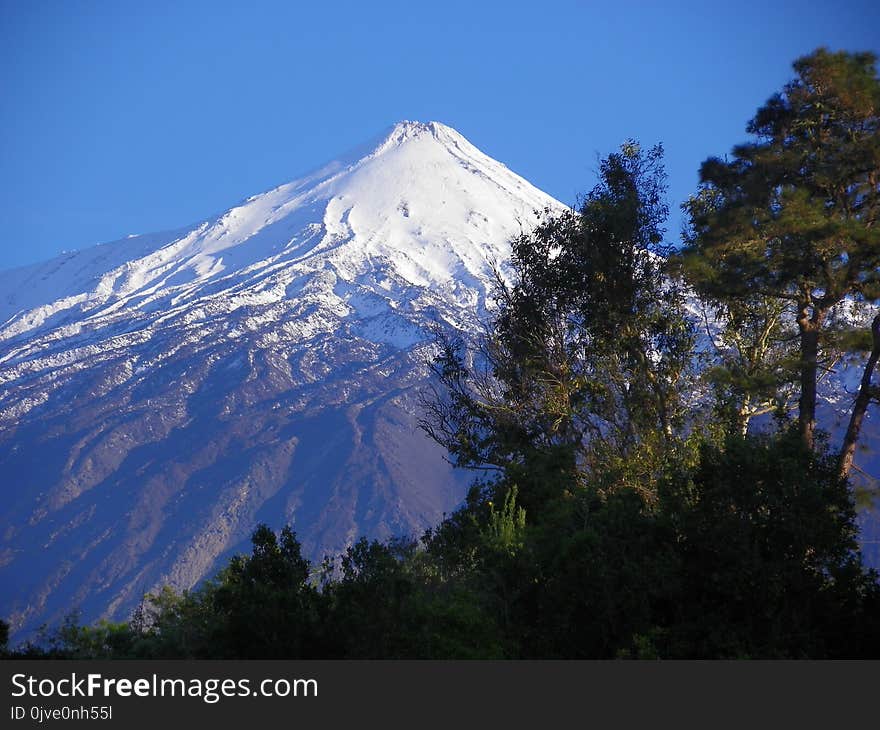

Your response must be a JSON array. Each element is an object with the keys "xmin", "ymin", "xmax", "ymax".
[{"xmin": 0, "ymin": 121, "xmax": 563, "ymax": 637}]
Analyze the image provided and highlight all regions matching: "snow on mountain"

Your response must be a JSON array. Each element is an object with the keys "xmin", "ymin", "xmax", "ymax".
[{"xmin": 0, "ymin": 121, "xmax": 564, "ymax": 638}]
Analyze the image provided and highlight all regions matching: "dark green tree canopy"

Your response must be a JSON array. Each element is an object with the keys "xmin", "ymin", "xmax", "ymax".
[{"xmin": 684, "ymin": 48, "xmax": 880, "ymax": 304}]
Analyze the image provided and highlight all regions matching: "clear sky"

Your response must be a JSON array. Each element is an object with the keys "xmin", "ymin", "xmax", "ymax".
[{"xmin": 1, "ymin": 0, "xmax": 878, "ymax": 271}]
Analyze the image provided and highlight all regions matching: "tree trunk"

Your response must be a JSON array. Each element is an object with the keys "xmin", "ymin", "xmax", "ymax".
[
  {"xmin": 797, "ymin": 305, "xmax": 823, "ymax": 451},
  {"xmin": 737, "ymin": 398, "xmax": 752, "ymax": 437},
  {"xmin": 838, "ymin": 313, "xmax": 880, "ymax": 480}
]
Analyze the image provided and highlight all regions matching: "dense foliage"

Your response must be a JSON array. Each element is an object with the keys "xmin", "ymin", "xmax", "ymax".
[
  {"xmin": 4, "ymin": 48, "xmax": 879, "ymax": 660},
  {"xmin": 6, "ymin": 428, "xmax": 878, "ymax": 659}
]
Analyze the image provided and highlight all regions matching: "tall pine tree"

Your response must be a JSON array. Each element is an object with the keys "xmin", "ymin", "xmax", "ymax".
[{"xmin": 681, "ymin": 48, "xmax": 880, "ymax": 475}]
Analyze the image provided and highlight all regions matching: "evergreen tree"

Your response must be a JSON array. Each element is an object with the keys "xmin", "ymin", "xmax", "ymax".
[
  {"xmin": 681, "ymin": 48, "xmax": 880, "ymax": 473},
  {"xmin": 128, "ymin": 524, "xmax": 323, "ymax": 659}
]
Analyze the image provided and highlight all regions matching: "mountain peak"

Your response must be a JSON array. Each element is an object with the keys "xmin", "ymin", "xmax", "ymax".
[
  {"xmin": 387, "ymin": 119, "xmax": 446, "ymax": 137},
  {"xmin": 0, "ymin": 121, "xmax": 565, "ymax": 638},
  {"xmin": 0, "ymin": 122, "xmax": 563, "ymax": 342},
  {"xmin": 320, "ymin": 120, "xmax": 465, "ymax": 174},
  {"xmin": 381, "ymin": 120, "xmax": 461, "ymax": 146},
  {"xmin": 333, "ymin": 119, "xmax": 479, "ymax": 172}
]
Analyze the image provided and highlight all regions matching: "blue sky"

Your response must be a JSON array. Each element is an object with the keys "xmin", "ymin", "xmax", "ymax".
[{"xmin": 1, "ymin": 0, "xmax": 878, "ymax": 270}]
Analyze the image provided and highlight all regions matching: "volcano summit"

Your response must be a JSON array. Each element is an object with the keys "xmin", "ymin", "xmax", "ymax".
[{"xmin": 0, "ymin": 121, "xmax": 563, "ymax": 637}]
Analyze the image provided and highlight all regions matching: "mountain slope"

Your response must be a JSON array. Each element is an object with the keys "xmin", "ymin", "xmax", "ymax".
[{"xmin": 0, "ymin": 121, "xmax": 563, "ymax": 637}]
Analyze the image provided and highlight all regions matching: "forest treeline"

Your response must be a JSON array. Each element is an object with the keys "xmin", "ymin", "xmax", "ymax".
[{"xmin": 4, "ymin": 47, "xmax": 880, "ymax": 659}]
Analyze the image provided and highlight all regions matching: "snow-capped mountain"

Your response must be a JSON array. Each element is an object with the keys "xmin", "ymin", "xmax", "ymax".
[
  {"xmin": 1, "ymin": 121, "xmax": 876, "ymax": 641},
  {"xmin": 0, "ymin": 121, "xmax": 563, "ymax": 638}
]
